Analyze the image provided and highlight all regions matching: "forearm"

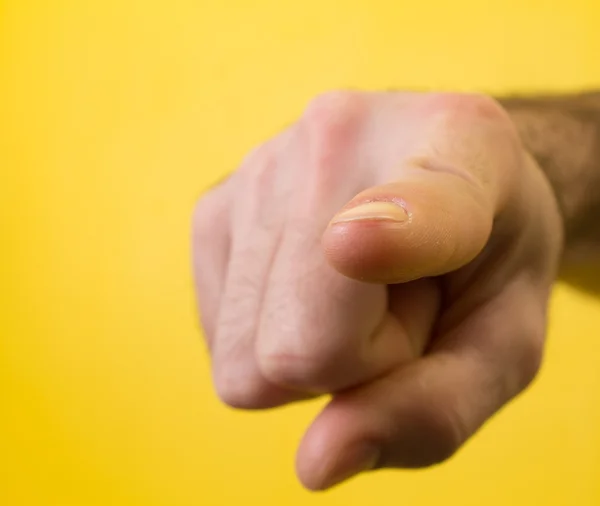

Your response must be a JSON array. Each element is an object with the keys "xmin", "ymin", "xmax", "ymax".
[{"xmin": 499, "ymin": 92, "xmax": 600, "ymax": 264}]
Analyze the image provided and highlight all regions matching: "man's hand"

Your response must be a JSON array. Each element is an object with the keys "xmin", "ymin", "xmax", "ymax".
[{"xmin": 192, "ymin": 91, "xmax": 563, "ymax": 490}]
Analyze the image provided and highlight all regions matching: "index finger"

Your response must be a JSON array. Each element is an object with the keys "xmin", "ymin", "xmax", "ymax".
[{"xmin": 295, "ymin": 276, "xmax": 546, "ymax": 490}]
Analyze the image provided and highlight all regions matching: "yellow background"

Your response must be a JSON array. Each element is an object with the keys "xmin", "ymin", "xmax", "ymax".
[{"xmin": 2, "ymin": 1, "xmax": 600, "ymax": 505}]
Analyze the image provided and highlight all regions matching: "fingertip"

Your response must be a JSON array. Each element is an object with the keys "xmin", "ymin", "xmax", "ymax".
[
  {"xmin": 323, "ymin": 177, "xmax": 493, "ymax": 283},
  {"xmin": 322, "ymin": 198, "xmax": 415, "ymax": 282},
  {"xmin": 323, "ymin": 213, "xmax": 450, "ymax": 284},
  {"xmin": 296, "ymin": 423, "xmax": 379, "ymax": 491},
  {"xmin": 323, "ymin": 218, "xmax": 414, "ymax": 283}
]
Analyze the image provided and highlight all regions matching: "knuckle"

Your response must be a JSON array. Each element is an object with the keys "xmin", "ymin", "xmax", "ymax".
[
  {"xmin": 424, "ymin": 92, "xmax": 519, "ymax": 150},
  {"xmin": 192, "ymin": 179, "xmax": 231, "ymax": 240},
  {"xmin": 192, "ymin": 197, "xmax": 215, "ymax": 240},
  {"xmin": 419, "ymin": 92, "xmax": 520, "ymax": 187},
  {"xmin": 517, "ymin": 325, "xmax": 545, "ymax": 390},
  {"xmin": 302, "ymin": 90, "xmax": 365, "ymax": 172},
  {"xmin": 248, "ymin": 147, "xmax": 278, "ymax": 193},
  {"xmin": 213, "ymin": 370, "xmax": 271, "ymax": 409},
  {"xmin": 304, "ymin": 90, "xmax": 364, "ymax": 128},
  {"xmin": 257, "ymin": 346, "xmax": 338, "ymax": 393},
  {"xmin": 238, "ymin": 144, "xmax": 284, "ymax": 222},
  {"xmin": 241, "ymin": 141, "xmax": 275, "ymax": 173},
  {"xmin": 506, "ymin": 294, "xmax": 547, "ymax": 393},
  {"xmin": 405, "ymin": 402, "xmax": 466, "ymax": 467},
  {"xmin": 427, "ymin": 92, "xmax": 511, "ymax": 126}
]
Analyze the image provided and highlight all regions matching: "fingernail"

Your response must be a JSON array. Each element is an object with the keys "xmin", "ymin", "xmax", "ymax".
[
  {"xmin": 331, "ymin": 201, "xmax": 408, "ymax": 224},
  {"xmin": 320, "ymin": 446, "xmax": 379, "ymax": 490}
]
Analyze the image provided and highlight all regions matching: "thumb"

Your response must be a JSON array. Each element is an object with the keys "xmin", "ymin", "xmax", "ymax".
[{"xmin": 322, "ymin": 165, "xmax": 495, "ymax": 283}]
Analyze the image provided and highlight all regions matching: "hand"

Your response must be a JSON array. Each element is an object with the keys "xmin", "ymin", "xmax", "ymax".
[{"xmin": 192, "ymin": 91, "xmax": 563, "ymax": 490}]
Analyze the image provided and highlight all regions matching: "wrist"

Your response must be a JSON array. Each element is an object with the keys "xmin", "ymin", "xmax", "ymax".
[{"xmin": 499, "ymin": 92, "xmax": 600, "ymax": 265}]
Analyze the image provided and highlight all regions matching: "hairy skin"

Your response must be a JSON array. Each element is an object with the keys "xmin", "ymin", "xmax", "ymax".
[
  {"xmin": 192, "ymin": 90, "xmax": 597, "ymax": 491},
  {"xmin": 501, "ymin": 92, "xmax": 600, "ymax": 261}
]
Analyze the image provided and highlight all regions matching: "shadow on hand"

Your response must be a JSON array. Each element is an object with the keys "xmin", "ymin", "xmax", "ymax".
[{"xmin": 559, "ymin": 262, "xmax": 600, "ymax": 297}]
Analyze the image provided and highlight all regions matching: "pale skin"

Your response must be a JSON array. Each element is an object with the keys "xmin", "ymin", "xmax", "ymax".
[{"xmin": 192, "ymin": 91, "xmax": 599, "ymax": 490}]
